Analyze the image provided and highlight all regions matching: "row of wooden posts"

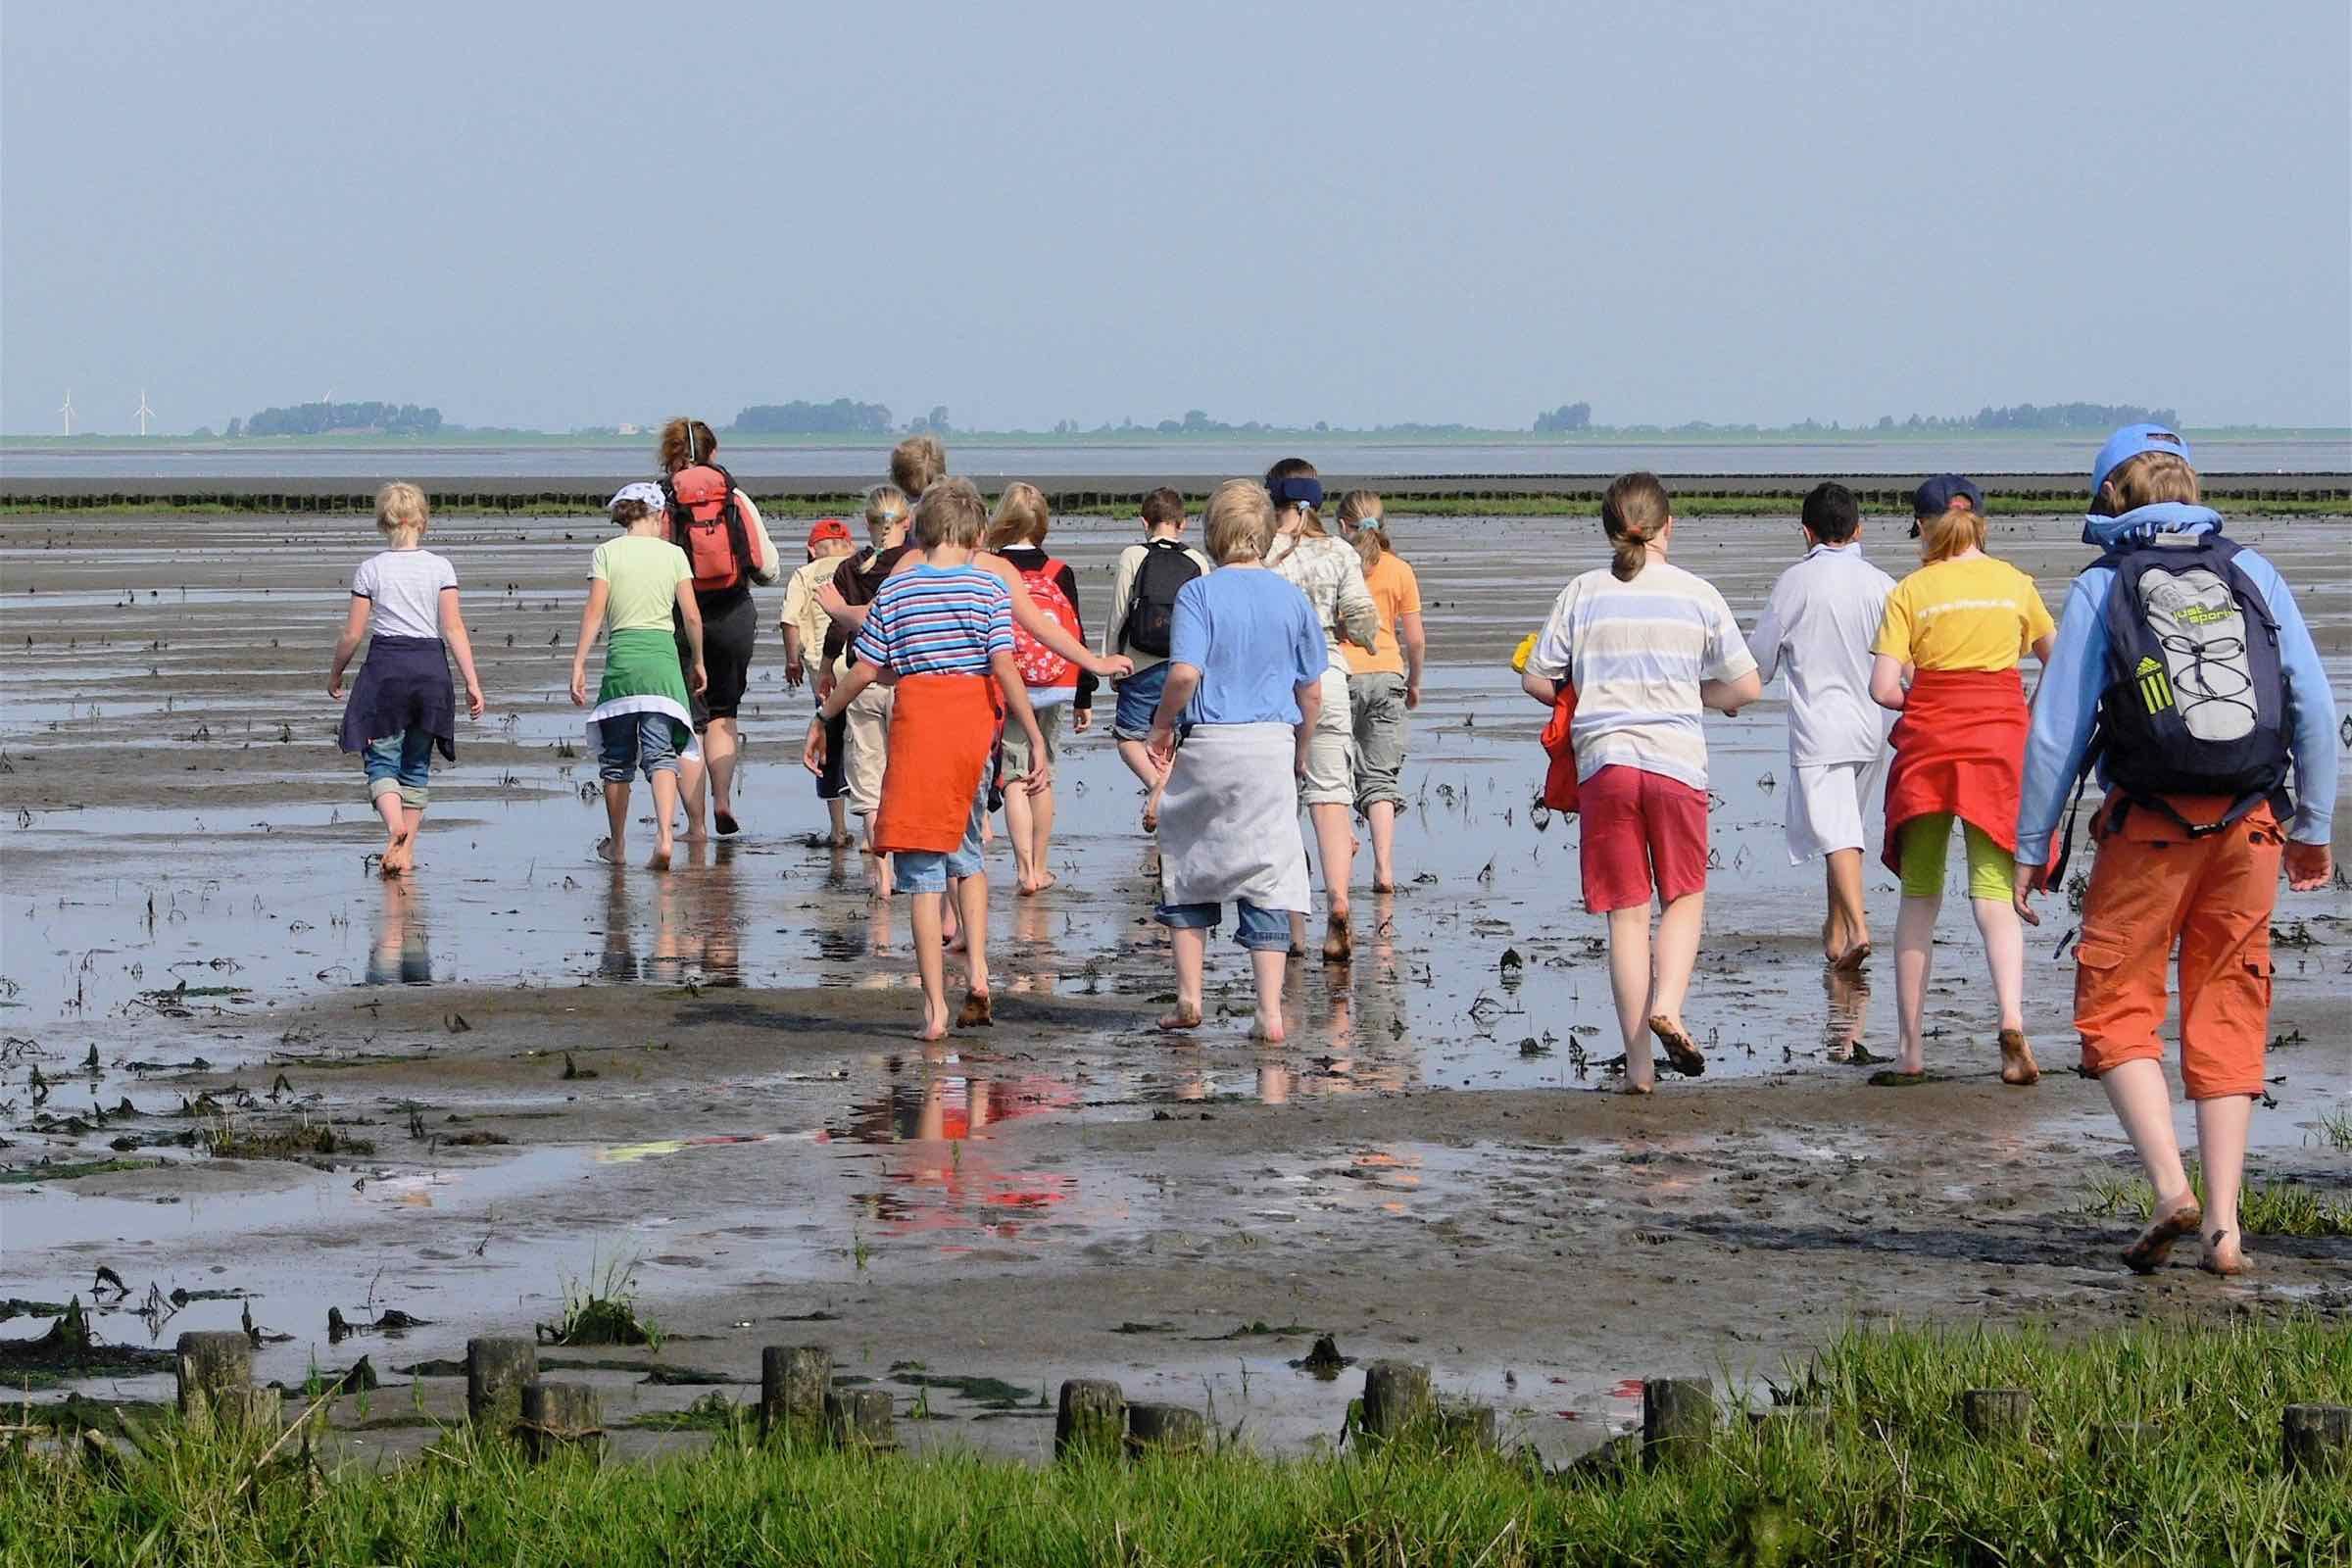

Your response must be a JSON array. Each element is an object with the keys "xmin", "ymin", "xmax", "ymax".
[{"xmin": 171, "ymin": 1331, "xmax": 2352, "ymax": 1475}]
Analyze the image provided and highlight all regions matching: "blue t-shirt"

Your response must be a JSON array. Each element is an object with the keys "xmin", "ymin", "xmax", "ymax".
[{"xmin": 1168, "ymin": 567, "xmax": 1325, "ymax": 726}]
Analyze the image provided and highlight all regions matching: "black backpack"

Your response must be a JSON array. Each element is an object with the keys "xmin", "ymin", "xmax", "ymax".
[
  {"xmin": 2050, "ymin": 534, "xmax": 2289, "ymax": 878},
  {"xmin": 1120, "ymin": 539, "xmax": 1202, "ymax": 658}
]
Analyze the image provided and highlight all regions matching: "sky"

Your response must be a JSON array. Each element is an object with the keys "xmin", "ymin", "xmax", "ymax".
[{"xmin": 4, "ymin": 0, "xmax": 2348, "ymax": 435}]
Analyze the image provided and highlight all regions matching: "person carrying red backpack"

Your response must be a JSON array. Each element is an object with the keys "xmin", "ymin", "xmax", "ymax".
[
  {"xmin": 985, "ymin": 482, "xmax": 1096, "ymax": 894},
  {"xmin": 656, "ymin": 417, "xmax": 781, "ymax": 844}
]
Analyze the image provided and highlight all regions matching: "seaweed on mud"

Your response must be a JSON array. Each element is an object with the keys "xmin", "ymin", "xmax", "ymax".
[
  {"xmin": 0, "ymin": 1298, "xmax": 72, "ymax": 1323},
  {"xmin": 1292, "ymin": 1336, "xmax": 1354, "ymax": 1380},
  {"xmin": 0, "ymin": 1299, "xmax": 175, "ymax": 1388},
  {"xmin": 622, "ymin": 1393, "xmax": 744, "ymax": 1433},
  {"xmin": 205, "ymin": 1122, "xmax": 375, "ymax": 1161},
  {"xmin": 1197, "ymin": 1321, "xmax": 1317, "ymax": 1343},
  {"xmin": 887, "ymin": 1363, "xmax": 1038, "ymax": 1410},
  {"xmin": 0, "ymin": 1156, "xmax": 165, "ymax": 1186},
  {"xmin": 326, "ymin": 1306, "xmax": 430, "ymax": 1345}
]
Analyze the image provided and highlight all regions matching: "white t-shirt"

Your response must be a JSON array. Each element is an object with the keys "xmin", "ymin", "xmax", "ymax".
[
  {"xmin": 1748, "ymin": 542, "xmax": 1896, "ymax": 768},
  {"xmin": 1528, "ymin": 561, "xmax": 1756, "ymax": 791},
  {"xmin": 352, "ymin": 549, "xmax": 457, "ymax": 640}
]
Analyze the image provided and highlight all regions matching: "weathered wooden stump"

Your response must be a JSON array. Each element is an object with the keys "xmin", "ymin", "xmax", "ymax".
[
  {"xmin": 1959, "ymin": 1389, "xmax": 2034, "ymax": 1446},
  {"xmin": 175, "ymin": 1331, "xmax": 254, "ymax": 1426},
  {"xmin": 1125, "ymin": 1401, "xmax": 1209, "ymax": 1456},
  {"xmin": 1054, "ymin": 1379, "xmax": 1126, "ymax": 1462},
  {"xmin": 824, "ymin": 1387, "xmax": 895, "ymax": 1450},
  {"xmin": 518, "ymin": 1382, "xmax": 602, "ymax": 1463},
  {"xmin": 1642, "ymin": 1378, "xmax": 1714, "ymax": 1469},
  {"xmin": 1438, "ymin": 1402, "xmax": 1498, "ymax": 1453},
  {"xmin": 2282, "ymin": 1404, "xmax": 2351, "ymax": 1477},
  {"xmin": 760, "ymin": 1346, "xmax": 831, "ymax": 1445},
  {"xmin": 466, "ymin": 1338, "xmax": 538, "ymax": 1431},
  {"xmin": 1360, "ymin": 1359, "xmax": 1435, "ymax": 1443}
]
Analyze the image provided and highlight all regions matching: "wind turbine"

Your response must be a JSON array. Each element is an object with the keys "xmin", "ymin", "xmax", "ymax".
[
  {"xmin": 133, "ymin": 389, "xmax": 155, "ymax": 437},
  {"xmin": 59, "ymin": 390, "xmax": 74, "ymax": 437}
]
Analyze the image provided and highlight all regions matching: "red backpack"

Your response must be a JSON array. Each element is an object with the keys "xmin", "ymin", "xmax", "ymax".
[
  {"xmin": 662, "ymin": 463, "xmax": 752, "ymax": 596},
  {"xmin": 1012, "ymin": 558, "xmax": 1079, "ymax": 689}
]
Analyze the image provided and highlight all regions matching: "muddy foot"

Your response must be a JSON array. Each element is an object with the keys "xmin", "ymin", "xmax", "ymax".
[
  {"xmin": 380, "ymin": 831, "xmax": 414, "ymax": 877},
  {"xmin": 2198, "ymin": 1228, "xmax": 2250, "ymax": 1277},
  {"xmin": 956, "ymin": 991, "xmax": 994, "ymax": 1028},
  {"xmin": 1250, "ymin": 1014, "xmax": 1287, "ymax": 1044},
  {"xmin": 1831, "ymin": 942, "xmax": 1872, "ymax": 974},
  {"xmin": 1322, "ymin": 915, "xmax": 1352, "ymax": 965},
  {"xmin": 1157, "ymin": 1004, "xmax": 1203, "ymax": 1032},
  {"xmin": 1867, "ymin": 1069, "xmax": 1939, "ymax": 1087},
  {"xmin": 713, "ymin": 810, "xmax": 741, "ymax": 838},
  {"xmin": 594, "ymin": 837, "xmax": 620, "ymax": 865},
  {"xmin": 648, "ymin": 843, "xmax": 673, "ymax": 871},
  {"xmin": 1620, "ymin": 1079, "xmax": 1655, "ymax": 1097},
  {"xmin": 1647, "ymin": 1015, "xmax": 1705, "ymax": 1077},
  {"xmin": 2122, "ymin": 1197, "xmax": 2203, "ymax": 1274},
  {"xmin": 916, "ymin": 1013, "xmax": 950, "ymax": 1043},
  {"xmin": 1998, "ymin": 1028, "xmax": 2040, "ymax": 1086}
]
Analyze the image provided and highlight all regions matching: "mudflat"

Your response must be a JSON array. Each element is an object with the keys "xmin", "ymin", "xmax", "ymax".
[{"xmin": 2, "ymin": 506, "xmax": 2345, "ymax": 1462}]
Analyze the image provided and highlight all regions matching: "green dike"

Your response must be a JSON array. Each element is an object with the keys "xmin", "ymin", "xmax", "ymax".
[{"xmin": 4, "ymin": 1320, "xmax": 2345, "ymax": 1566}]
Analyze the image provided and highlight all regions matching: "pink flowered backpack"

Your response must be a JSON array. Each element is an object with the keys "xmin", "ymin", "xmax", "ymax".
[{"xmin": 1012, "ymin": 559, "xmax": 1078, "ymax": 690}]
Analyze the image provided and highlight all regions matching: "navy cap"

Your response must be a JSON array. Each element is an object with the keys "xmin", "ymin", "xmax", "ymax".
[{"xmin": 1912, "ymin": 474, "xmax": 1984, "ymax": 516}]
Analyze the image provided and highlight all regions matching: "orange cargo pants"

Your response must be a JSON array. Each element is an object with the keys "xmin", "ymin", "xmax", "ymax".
[{"xmin": 2073, "ymin": 795, "xmax": 2280, "ymax": 1101}]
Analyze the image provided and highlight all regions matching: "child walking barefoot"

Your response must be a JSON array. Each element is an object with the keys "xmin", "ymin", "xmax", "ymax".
[
  {"xmin": 569, "ymin": 484, "xmax": 708, "ymax": 868},
  {"xmin": 2017, "ymin": 427, "xmax": 2336, "ymax": 1276},
  {"xmin": 1870, "ymin": 476, "xmax": 2054, "ymax": 1086},
  {"xmin": 1104, "ymin": 488, "xmax": 1211, "ymax": 832},
  {"xmin": 805, "ymin": 477, "xmax": 1051, "ymax": 1041},
  {"xmin": 1147, "ymin": 480, "xmax": 1325, "ymax": 1043},
  {"xmin": 1334, "ymin": 491, "xmax": 1426, "ymax": 893},
  {"xmin": 986, "ymin": 482, "xmax": 1098, "ymax": 895},
  {"xmin": 1521, "ymin": 473, "xmax": 1759, "ymax": 1093},
  {"xmin": 328, "ymin": 482, "xmax": 485, "ymax": 877}
]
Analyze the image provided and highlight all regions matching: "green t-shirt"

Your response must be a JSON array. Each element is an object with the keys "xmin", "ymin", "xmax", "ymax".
[{"xmin": 591, "ymin": 534, "xmax": 693, "ymax": 634}]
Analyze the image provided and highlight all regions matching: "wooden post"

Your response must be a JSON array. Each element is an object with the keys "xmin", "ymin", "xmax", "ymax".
[
  {"xmin": 518, "ymin": 1382, "xmax": 602, "ymax": 1463},
  {"xmin": 1125, "ymin": 1402, "xmax": 1208, "ymax": 1456},
  {"xmin": 175, "ymin": 1331, "xmax": 253, "ymax": 1425},
  {"xmin": 1360, "ymin": 1360, "xmax": 1435, "ymax": 1444},
  {"xmin": 1959, "ymin": 1389, "xmax": 2034, "ymax": 1446},
  {"xmin": 1438, "ymin": 1402, "xmax": 1498, "ymax": 1453},
  {"xmin": 2282, "ymin": 1404, "xmax": 2352, "ymax": 1477},
  {"xmin": 1054, "ymin": 1379, "xmax": 1126, "ymax": 1462},
  {"xmin": 824, "ymin": 1388, "xmax": 895, "ymax": 1450},
  {"xmin": 466, "ymin": 1338, "xmax": 538, "ymax": 1431},
  {"xmin": 1642, "ymin": 1378, "xmax": 1714, "ymax": 1469},
  {"xmin": 760, "ymin": 1346, "xmax": 831, "ymax": 1445}
]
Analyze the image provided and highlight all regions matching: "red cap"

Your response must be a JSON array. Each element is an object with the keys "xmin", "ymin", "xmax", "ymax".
[{"xmin": 806, "ymin": 517, "xmax": 854, "ymax": 549}]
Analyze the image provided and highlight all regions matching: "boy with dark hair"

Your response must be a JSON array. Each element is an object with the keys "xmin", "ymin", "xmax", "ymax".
[
  {"xmin": 1747, "ymin": 480, "xmax": 1895, "ymax": 968},
  {"xmin": 2016, "ymin": 425, "xmax": 2335, "ymax": 1277},
  {"xmin": 1103, "ymin": 486, "xmax": 1211, "ymax": 829}
]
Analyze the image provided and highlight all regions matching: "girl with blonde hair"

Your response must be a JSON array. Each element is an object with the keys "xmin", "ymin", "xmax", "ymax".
[{"xmin": 1334, "ymin": 490, "xmax": 1426, "ymax": 893}]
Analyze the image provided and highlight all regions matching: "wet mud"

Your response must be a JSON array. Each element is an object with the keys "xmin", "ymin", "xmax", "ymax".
[{"xmin": 3, "ymin": 508, "xmax": 2347, "ymax": 1462}]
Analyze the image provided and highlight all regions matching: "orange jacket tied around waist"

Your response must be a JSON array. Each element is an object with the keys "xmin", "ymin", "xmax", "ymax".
[
  {"xmin": 1881, "ymin": 666, "xmax": 2028, "ymax": 874},
  {"xmin": 872, "ymin": 672, "xmax": 1004, "ymax": 856}
]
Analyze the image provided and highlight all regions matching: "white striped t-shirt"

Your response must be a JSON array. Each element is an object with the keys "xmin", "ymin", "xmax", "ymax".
[{"xmin": 1527, "ymin": 562, "xmax": 1756, "ymax": 791}]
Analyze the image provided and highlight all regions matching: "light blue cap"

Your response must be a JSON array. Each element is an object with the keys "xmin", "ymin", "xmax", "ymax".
[{"xmin": 2090, "ymin": 423, "xmax": 2192, "ymax": 498}]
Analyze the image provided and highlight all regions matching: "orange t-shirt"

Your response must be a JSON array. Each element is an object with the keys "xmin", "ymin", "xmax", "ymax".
[{"xmin": 1342, "ymin": 552, "xmax": 1422, "ymax": 676}]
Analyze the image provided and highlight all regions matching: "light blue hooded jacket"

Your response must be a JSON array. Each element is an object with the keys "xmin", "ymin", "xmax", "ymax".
[{"xmin": 2016, "ymin": 502, "xmax": 2337, "ymax": 866}]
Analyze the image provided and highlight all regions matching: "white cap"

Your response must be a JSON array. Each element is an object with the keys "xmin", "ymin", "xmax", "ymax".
[{"xmin": 609, "ymin": 481, "xmax": 666, "ymax": 512}]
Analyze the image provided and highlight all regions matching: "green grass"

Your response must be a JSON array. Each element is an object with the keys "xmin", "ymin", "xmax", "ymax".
[
  {"xmin": 2313, "ymin": 1106, "xmax": 2352, "ymax": 1154},
  {"xmin": 2, "ymin": 1319, "xmax": 2346, "ymax": 1566},
  {"xmin": 2081, "ymin": 1163, "xmax": 2352, "ymax": 1237}
]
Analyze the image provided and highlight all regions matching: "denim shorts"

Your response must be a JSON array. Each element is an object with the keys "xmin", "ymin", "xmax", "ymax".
[
  {"xmin": 598, "ymin": 713, "xmax": 681, "ymax": 783},
  {"xmin": 1112, "ymin": 662, "xmax": 1171, "ymax": 742},
  {"xmin": 892, "ymin": 784, "xmax": 990, "ymax": 895},
  {"xmin": 362, "ymin": 729, "xmax": 435, "ymax": 808},
  {"xmin": 1154, "ymin": 898, "xmax": 1291, "ymax": 952}
]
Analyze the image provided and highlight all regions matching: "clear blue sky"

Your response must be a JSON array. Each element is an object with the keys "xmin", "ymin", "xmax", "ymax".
[{"xmin": 5, "ymin": 0, "xmax": 2347, "ymax": 434}]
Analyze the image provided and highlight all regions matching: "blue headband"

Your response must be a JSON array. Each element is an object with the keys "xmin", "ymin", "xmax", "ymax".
[{"xmin": 1268, "ymin": 476, "xmax": 1324, "ymax": 509}]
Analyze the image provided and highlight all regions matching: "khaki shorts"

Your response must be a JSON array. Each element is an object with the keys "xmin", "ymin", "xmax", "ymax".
[
  {"xmin": 1001, "ymin": 700, "xmax": 1067, "ymax": 781},
  {"xmin": 844, "ymin": 682, "xmax": 895, "ymax": 818},
  {"xmin": 1299, "ymin": 666, "xmax": 1354, "ymax": 808}
]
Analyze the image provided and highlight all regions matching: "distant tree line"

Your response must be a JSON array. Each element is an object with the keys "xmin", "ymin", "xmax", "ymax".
[
  {"xmin": 730, "ymin": 399, "xmax": 895, "ymax": 436},
  {"xmin": 232, "ymin": 401, "xmax": 443, "ymax": 438},
  {"xmin": 1533, "ymin": 402, "xmax": 1592, "ymax": 432},
  {"xmin": 1873, "ymin": 402, "xmax": 2180, "ymax": 431}
]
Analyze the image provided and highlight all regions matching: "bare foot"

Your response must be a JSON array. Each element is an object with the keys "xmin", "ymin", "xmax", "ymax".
[
  {"xmin": 916, "ymin": 1009, "xmax": 950, "ymax": 1043},
  {"xmin": 1831, "ymin": 942, "xmax": 1872, "ymax": 974},
  {"xmin": 2198, "ymin": 1228, "xmax": 2249, "ymax": 1277},
  {"xmin": 1141, "ymin": 804, "xmax": 1159, "ymax": 833},
  {"xmin": 1998, "ymin": 1028, "xmax": 2040, "ymax": 1086},
  {"xmin": 1371, "ymin": 879, "xmax": 1396, "ymax": 895},
  {"xmin": 713, "ymin": 809, "xmax": 740, "ymax": 838},
  {"xmin": 2122, "ymin": 1195, "xmax": 2203, "ymax": 1274},
  {"xmin": 1250, "ymin": 1012, "xmax": 1287, "ymax": 1044},
  {"xmin": 595, "ymin": 837, "xmax": 620, "ymax": 865},
  {"xmin": 1647, "ymin": 1015, "xmax": 1705, "ymax": 1077},
  {"xmin": 1321, "ymin": 913, "xmax": 1352, "ymax": 965},
  {"xmin": 380, "ymin": 831, "xmax": 414, "ymax": 877},
  {"xmin": 682, "ymin": 827, "xmax": 710, "ymax": 846},
  {"xmin": 648, "ymin": 842, "xmax": 673, "ymax": 871},
  {"xmin": 1621, "ymin": 1078, "xmax": 1654, "ymax": 1097},
  {"xmin": 956, "ymin": 991, "xmax": 994, "ymax": 1028},
  {"xmin": 1867, "ymin": 1069, "xmax": 1936, "ymax": 1087},
  {"xmin": 1157, "ymin": 1004, "xmax": 1203, "ymax": 1032}
]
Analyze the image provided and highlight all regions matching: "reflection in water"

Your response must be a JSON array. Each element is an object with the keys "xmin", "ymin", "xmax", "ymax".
[
  {"xmin": 1824, "ymin": 966, "xmax": 1872, "ymax": 1063},
  {"xmin": 366, "ymin": 881, "xmax": 431, "ymax": 986},
  {"xmin": 594, "ymin": 847, "xmax": 745, "ymax": 987},
  {"xmin": 825, "ymin": 1054, "xmax": 1083, "ymax": 1242}
]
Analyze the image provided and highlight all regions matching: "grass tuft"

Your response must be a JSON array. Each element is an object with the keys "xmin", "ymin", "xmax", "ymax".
[{"xmin": 2080, "ymin": 1163, "xmax": 2352, "ymax": 1238}]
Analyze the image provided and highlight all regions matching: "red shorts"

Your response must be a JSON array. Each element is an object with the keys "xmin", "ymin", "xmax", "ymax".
[{"xmin": 1579, "ymin": 765, "xmax": 1709, "ymax": 913}]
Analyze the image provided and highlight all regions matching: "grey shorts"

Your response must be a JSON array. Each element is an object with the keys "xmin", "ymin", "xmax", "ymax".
[
  {"xmin": 1298, "ymin": 666, "xmax": 1353, "ymax": 808},
  {"xmin": 1348, "ymin": 671, "xmax": 1408, "ymax": 811}
]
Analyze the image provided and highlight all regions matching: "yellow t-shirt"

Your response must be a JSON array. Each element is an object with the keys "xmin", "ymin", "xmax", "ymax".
[
  {"xmin": 590, "ymin": 534, "xmax": 694, "ymax": 634},
  {"xmin": 1873, "ymin": 555, "xmax": 2055, "ymax": 672},
  {"xmin": 1342, "ymin": 552, "xmax": 1423, "ymax": 677},
  {"xmin": 780, "ymin": 553, "xmax": 851, "ymax": 667}
]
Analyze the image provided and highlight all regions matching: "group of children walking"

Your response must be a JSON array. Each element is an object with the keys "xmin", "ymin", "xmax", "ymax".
[{"xmin": 329, "ymin": 423, "xmax": 2333, "ymax": 1276}]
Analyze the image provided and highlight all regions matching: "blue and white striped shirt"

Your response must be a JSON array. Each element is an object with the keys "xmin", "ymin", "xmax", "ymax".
[
  {"xmin": 1528, "ymin": 562, "xmax": 1756, "ymax": 791},
  {"xmin": 855, "ymin": 564, "xmax": 1013, "ymax": 676}
]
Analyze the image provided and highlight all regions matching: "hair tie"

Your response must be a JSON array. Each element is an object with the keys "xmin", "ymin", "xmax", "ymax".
[{"xmin": 1268, "ymin": 476, "xmax": 1324, "ymax": 510}]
